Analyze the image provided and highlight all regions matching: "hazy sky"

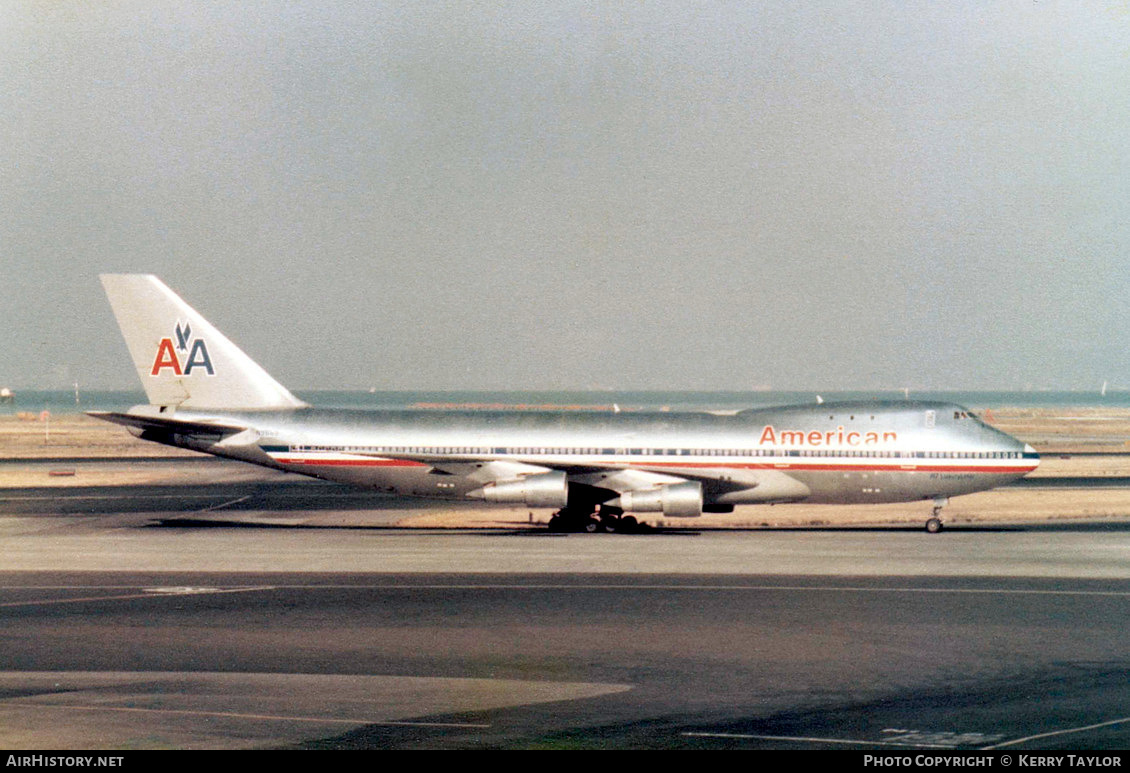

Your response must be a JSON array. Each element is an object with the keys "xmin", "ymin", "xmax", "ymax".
[{"xmin": 3, "ymin": 2, "xmax": 1129, "ymax": 391}]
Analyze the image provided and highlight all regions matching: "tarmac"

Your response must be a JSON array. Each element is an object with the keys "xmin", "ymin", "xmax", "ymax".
[{"xmin": 3, "ymin": 408, "xmax": 1130, "ymax": 749}]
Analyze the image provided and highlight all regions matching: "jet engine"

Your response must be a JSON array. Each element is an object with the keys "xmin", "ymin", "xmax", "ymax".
[
  {"xmin": 614, "ymin": 481, "xmax": 703, "ymax": 518},
  {"xmin": 472, "ymin": 471, "xmax": 569, "ymax": 508}
]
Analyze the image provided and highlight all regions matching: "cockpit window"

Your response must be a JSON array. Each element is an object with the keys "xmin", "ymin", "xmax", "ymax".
[{"xmin": 953, "ymin": 410, "xmax": 976, "ymax": 420}]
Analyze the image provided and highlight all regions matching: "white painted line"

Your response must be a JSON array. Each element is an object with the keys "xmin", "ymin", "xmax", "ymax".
[
  {"xmin": 143, "ymin": 586, "xmax": 223, "ymax": 595},
  {"xmin": 982, "ymin": 715, "xmax": 1130, "ymax": 749},
  {"xmin": 0, "ymin": 491, "xmax": 362, "ymax": 502},
  {"xmin": 197, "ymin": 495, "xmax": 251, "ymax": 513},
  {"xmin": 880, "ymin": 729, "xmax": 1003, "ymax": 747},
  {"xmin": 326, "ymin": 584, "xmax": 1130, "ymax": 599},
  {"xmin": 682, "ymin": 732, "xmax": 953, "ymax": 748},
  {"xmin": 8, "ymin": 701, "xmax": 490, "ymax": 729},
  {"xmin": 0, "ymin": 586, "xmax": 275, "ymax": 608},
  {"xmin": 5, "ymin": 583, "xmax": 1130, "ymax": 599},
  {"xmin": 0, "ymin": 494, "xmax": 234, "ymax": 501}
]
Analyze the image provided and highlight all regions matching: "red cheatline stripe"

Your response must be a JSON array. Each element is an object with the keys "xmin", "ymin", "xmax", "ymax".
[{"xmin": 269, "ymin": 456, "xmax": 1035, "ymax": 475}]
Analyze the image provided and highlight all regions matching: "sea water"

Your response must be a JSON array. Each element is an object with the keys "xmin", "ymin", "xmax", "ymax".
[{"xmin": 4, "ymin": 389, "xmax": 1129, "ymax": 416}]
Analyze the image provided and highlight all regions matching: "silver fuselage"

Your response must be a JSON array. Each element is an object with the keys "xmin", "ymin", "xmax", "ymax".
[{"xmin": 135, "ymin": 400, "xmax": 1038, "ymax": 511}]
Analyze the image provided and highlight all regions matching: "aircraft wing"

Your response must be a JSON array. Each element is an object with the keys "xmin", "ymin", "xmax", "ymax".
[
  {"xmin": 348, "ymin": 449, "xmax": 792, "ymax": 498},
  {"xmin": 347, "ymin": 450, "xmax": 680, "ymax": 484}
]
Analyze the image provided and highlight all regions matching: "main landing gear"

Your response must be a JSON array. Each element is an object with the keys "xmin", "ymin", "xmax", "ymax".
[
  {"xmin": 925, "ymin": 497, "xmax": 948, "ymax": 534},
  {"xmin": 547, "ymin": 505, "xmax": 645, "ymax": 534}
]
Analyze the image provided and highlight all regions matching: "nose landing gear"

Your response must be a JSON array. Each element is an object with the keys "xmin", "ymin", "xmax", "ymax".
[{"xmin": 925, "ymin": 497, "xmax": 948, "ymax": 533}]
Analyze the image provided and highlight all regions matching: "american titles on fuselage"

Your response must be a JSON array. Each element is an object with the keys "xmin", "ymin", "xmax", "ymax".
[{"xmin": 758, "ymin": 425, "xmax": 896, "ymax": 446}]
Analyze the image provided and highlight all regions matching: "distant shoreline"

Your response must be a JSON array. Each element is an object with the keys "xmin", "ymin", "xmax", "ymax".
[{"xmin": 4, "ymin": 388, "xmax": 1130, "ymax": 417}]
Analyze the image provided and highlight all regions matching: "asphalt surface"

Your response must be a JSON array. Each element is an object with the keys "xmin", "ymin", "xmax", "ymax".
[
  {"xmin": 3, "ymin": 471, "xmax": 1130, "ymax": 749},
  {"xmin": 3, "ymin": 571, "xmax": 1130, "ymax": 749}
]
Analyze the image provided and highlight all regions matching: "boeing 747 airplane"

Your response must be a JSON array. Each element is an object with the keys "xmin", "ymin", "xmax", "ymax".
[{"xmin": 93, "ymin": 275, "xmax": 1039, "ymax": 533}]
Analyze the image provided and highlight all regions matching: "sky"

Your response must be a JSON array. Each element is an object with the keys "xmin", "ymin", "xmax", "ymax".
[{"xmin": 2, "ymin": 1, "xmax": 1129, "ymax": 392}]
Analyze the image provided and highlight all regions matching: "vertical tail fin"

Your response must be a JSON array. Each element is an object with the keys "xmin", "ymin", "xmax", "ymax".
[{"xmin": 100, "ymin": 274, "xmax": 306, "ymax": 410}]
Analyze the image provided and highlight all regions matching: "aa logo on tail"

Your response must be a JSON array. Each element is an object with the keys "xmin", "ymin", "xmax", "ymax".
[{"xmin": 150, "ymin": 322, "xmax": 214, "ymax": 376}]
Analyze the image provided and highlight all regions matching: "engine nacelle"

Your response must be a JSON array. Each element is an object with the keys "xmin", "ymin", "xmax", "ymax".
[
  {"xmin": 474, "ymin": 471, "xmax": 569, "ymax": 508},
  {"xmin": 615, "ymin": 481, "xmax": 703, "ymax": 518}
]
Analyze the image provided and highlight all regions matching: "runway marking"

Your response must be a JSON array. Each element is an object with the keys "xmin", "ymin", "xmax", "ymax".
[
  {"xmin": 270, "ymin": 584, "xmax": 1130, "ymax": 599},
  {"xmin": 0, "ymin": 586, "xmax": 275, "ymax": 608},
  {"xmin": 197, "ymin": 495, "xmax": 251, "ymax": 513},
  {"xmin": 5, "ymin": 583, "xmax": 1130, "ymax": 599},
  {"xmin": 681, "ymin": 731, "xmax": 954, "ymax": 748},
  {"xmin": 8, "ymin": 701, "xmax": 491, "ymax": 729},
  {"xmin": 981, "ymin": 715, "xmax": 1130, "ymax": 749},
  {"xmin": 6, "ymin": 583, "xmax": 1130, "ymax": 596},
  {"xmin": 143, "ymin": 586, "xmax": 224, "ymax": 595},
  {"xmin": 0, "ymin": 491, "xmax": 366, "ymax": 502},
  {"xmin": 880, "ymin": 729, "xmax": 1004, "ymax": 747},
  {"xmin": 0, "ymin": 494, "xmax": 236, "ymax": 501}
]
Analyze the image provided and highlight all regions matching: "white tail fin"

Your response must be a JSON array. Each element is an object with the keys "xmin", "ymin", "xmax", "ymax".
[{"xmin": 100, "ymin": 274, "xmax": 306, "ymax": 410}]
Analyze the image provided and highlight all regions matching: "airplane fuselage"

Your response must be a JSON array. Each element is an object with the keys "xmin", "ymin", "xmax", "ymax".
[
  {"xmin": 94, "ymin": 275, "xmax": 1040, "ymax": 531},
  {"xmin": 132, "ymin": 399, "xmax": 1037, "ymax": 512}
]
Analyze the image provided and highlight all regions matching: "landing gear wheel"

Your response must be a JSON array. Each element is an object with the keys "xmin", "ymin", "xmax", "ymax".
[
  {"xmin": 620, "ymin": 515, "xmax": 638, "ymax": 534},
  {"xmin": 548, "ymin": 507, "xmax": 597, "ymax": 533},
  {"xmin": 547, "ymin": 505, "xmax": 625, "ymax": 534},
  {"xmin": 925, "ymin": 496, "xmax": 948, "ymax": 534},
  {"xmin": 599, "ymin": 513, "xmax": 624, "ymax": 533}
]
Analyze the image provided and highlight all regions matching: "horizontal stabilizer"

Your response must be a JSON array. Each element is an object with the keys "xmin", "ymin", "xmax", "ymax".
[{"xmin": 87, "ymin": 411, "xmax": 247, "ymax": 438}]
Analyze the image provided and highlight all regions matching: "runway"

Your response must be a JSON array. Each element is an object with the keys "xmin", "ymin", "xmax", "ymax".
[
  {"xmin": 4, "ymin": 454, "xmax": 1130, "ymax": 749},
  {"xmin": 3, "ymin": 570, "xmax": 1130, "ymax": 749}
]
